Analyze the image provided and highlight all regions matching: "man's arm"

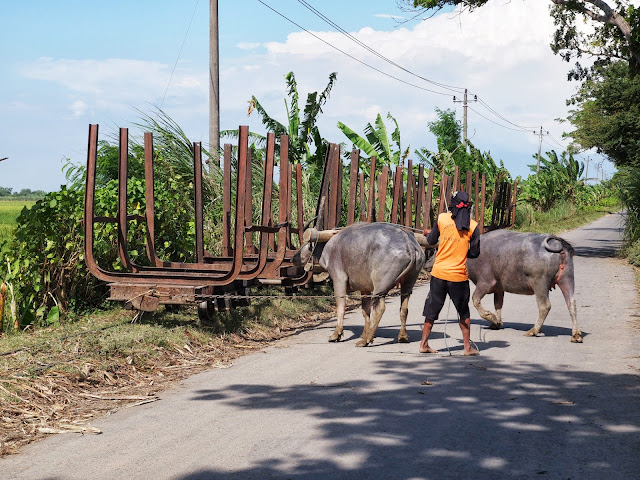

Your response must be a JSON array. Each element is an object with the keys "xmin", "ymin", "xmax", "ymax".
[
  {"xmin": 468, "ymin": 228, "xmax": 480, "ymax": 258},
  {"xmin": 425, "ymin": 222, "xmax": 440, "ymax": 246}
]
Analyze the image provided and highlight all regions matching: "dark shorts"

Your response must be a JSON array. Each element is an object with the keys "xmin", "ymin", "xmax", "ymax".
[{"xmin": 423, "ymin": 276, "xmax": 471, "ymax": 321}]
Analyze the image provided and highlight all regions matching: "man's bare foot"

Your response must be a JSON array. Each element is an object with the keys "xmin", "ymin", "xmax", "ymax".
[
  {"xmin": 464, "ymin": 348, "xmax": 479, "ymax": 356},
  {"xmin": 419, "ymin": 345, "xmax": 439, "ymax": 354}
]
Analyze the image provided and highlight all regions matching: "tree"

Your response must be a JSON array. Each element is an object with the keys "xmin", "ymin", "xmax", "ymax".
[
  {"xmin": 521, "ymin": 149, "xmax": 585, "ymax": 210},
  {"xmin": 565, "ymin": 60, "xmax": 640, "ymax": 167},
  {"xmin": 415, "ymin": 108, "xmax": 507, "ymax": 182},
  {"xmin": 404, "ymin": 1, "xmax": 640, "ymax": 76},
  {"xmin": 223, "ymin": 71, "xmax": 337, "ymax": 172},
  {"xmin": 337, "ymin": 112, "xmax": 410, "ymax": 170}
]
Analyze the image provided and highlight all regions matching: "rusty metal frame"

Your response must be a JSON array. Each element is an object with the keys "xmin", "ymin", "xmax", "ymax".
[{"xmin": 84, "ymin": 122, "xmax": 517, "ymax": 309}]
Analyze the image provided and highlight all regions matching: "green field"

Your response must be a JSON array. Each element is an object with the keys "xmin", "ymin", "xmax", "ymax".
[{"xmin": 0, "ymin": 200, "xmax": 34, "ymax": 245}]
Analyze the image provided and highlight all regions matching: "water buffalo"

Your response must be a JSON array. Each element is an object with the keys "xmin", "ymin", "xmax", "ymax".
[
  {"xmin": 293, "ymin": 222, "xmax": 426, "ymax": 346},
  {"xmin": 467, "ymin": 230, "xmax": 582, "ymax": 343}
]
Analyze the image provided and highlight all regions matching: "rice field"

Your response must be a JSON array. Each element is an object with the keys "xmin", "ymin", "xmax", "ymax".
[{"xmin": 0, "ymin": 201, "xmax": 34, "ymax": 245}]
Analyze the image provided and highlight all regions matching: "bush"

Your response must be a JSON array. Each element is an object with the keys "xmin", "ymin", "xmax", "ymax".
[
  {"xmin": 623, "ymin": 239, "xmax": 640, "ymax": 267},
  {"xmin": 0, "ymin": 173, "xmax": 196, "ymax": 330}
]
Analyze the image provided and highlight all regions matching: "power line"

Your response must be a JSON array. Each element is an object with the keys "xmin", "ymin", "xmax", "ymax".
[
  {"xmin": 473, "ymin": 96, "xmax": 536, "ymax": 132},
  {"xmin": 547, "ymin": 132, "xmax": 567, "ymax": 150},
  {"xmin": 296, "ymin": 0, "xmax": 465, "ymax": 94},
  {"xmin": 256, "ymin": 0, "xmax": 455, "ymax": 96},
  {"xmin": 467, "ymin": 106, "xmax": 527, "ymax": 132},
  {"xmin": 161, "ymin": 0, "xmax": 200, "ymax": 108},
  {"xmin": 257, "ymin": 0, "xmax": 566, "ymax": 147}
]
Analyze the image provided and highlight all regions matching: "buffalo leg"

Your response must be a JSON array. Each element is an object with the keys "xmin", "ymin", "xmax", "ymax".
[
  {"xmin": 329, "ymin": 276, "xmax": 348, "ymax": 342},
  {"xmin": 526, "ymin": 291, "xmax": 551, "ymax": 337},
  {"xmin": 356, "ymin": 295, "xmax": 386, "ymax": 347},
  {"xmin": 558, "ymin": 275, "xmax": 582, "ymax": 343},
  {"xmin": 472, "ymin": 285, "xmax": 501, "ymax": 329},
  {"xmin": 359, "ymin": 294, "xmax": 373, "ymax": 343},
  {"xmin": 397, "ymin": 292, "xmax": 410, "ymax": 343},
  {"xmin": 493, "ymin": 291, "xmax": 504, "ymax": 327}
]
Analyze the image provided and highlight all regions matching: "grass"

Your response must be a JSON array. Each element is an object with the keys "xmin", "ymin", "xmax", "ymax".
[
  {"xmin": 0, "ymin": 200, "xmax": 34, "ymax": 246},
  {"xmin": 514, "ymin": 199, "xmax": 620, "ymax": 235}
]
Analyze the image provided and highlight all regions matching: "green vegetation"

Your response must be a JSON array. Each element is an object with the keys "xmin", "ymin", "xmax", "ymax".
[
  {"xmin": 337, "ymin": 112, "xmax": 410, "ymax": 169},
  {"xmin": 0, "ymin": 187, "xmax": 46, "ymax": 200},
  {"xmin": 514, "ymin": 199, "xmax": 619, "ymax": 234},
  {"xmin": 0, "ymin": 201, "xmax": 34, "ymax": 247}
]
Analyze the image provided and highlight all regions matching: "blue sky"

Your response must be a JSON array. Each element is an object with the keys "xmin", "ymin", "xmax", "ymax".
[{"xmin": 1, "ymin": 0, "xmax": 614, "ymax": 191}]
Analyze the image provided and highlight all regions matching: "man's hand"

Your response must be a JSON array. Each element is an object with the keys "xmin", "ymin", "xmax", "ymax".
[{"xmin": 423, "ymin": 228, "xmax": 431, "ymax": 236}]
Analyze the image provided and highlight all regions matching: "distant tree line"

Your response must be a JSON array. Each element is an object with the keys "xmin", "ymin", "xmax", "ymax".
[{"xmin": 0, "ymin": 187, "xmax": 47, "ymax": 199}]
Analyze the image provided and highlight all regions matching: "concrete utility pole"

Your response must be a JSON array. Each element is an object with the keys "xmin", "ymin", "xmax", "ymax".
[
  {"xmin": 584, "ymin": 157, "xmax": 590, "ymax": 184},
  {"xmin": 453, "ymin": 89, "xmax": 477, "ymax": 148},
  {"xmin": 534, "ymin": 126, "xmax": 549, "ymax": 173},
  {"xmin": 209, "ymin": 0, "xmax": 220, "ymax": 166}
]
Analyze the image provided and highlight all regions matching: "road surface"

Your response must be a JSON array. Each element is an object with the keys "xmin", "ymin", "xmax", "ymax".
[{"xmin": 2, "ymin": 212, "xmax": 639, "ymax": 479}]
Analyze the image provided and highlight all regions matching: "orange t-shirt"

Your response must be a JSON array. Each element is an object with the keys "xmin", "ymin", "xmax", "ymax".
[{"xmin": 431, "ymin": 212, "xmax": 478, "ymax": 282}]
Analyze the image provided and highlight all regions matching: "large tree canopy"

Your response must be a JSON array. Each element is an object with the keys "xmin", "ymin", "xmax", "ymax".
[
  {"xmin": 405, "ymin": 1, "xmax": 640, "ymax": 76},
  {"xmin": 565, "ymin": 60, "xmax": 640, "ymax": 167}
]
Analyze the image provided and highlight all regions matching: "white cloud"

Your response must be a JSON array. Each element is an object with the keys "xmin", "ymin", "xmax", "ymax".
[
  {"xmin": 20, "ymin": 57, "xmax": 206, "ymax": 113},
  {"xmin": 374, "ymin": 14, "xmax": 406, "ymax": 20},
  {"xmin": 237, "ymin": 42, "xmax": 262, "ymax": 50},
  {"xmin": 69, "ymin": 99, "xmax": 88, "ymax": 118}
]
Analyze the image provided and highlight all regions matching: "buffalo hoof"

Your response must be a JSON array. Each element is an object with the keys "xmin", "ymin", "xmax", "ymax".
[
  {"xmin": 488, "ymin": 322, "xmax": 502, "ymax": 330},
  {"xmin": 397, "ymin": 334, "xmax": 410, "ymax": 343},
  {"xmin": 571, "ymin": 333, "xmax": 583, "ymax": 343},
  {"xmin": 328, "ymin": 332, "xmax": 343, "ymax": 342},
  {"xmin": 355, "ymin": 338, "xmax": 370, "ymax": 347},
  {"xmin": 524, "ymin": 328, "xmax": 539, "ymax": 337}
]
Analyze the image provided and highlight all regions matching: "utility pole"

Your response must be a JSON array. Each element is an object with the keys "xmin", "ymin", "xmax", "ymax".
[
  {"xmin": 534, "ymin": 126, "xmax": 549, "ymax": 173},
  {"xmin": 453, "ymin": 88, "xmax": 477, "ymax": 148},
  {"xmin": 584, "ymin": 157, "xmax": 590, "ymax": 184},
  {"xmin": 209, "ymin": 0, "xmax": 220, "ymax": 166}
]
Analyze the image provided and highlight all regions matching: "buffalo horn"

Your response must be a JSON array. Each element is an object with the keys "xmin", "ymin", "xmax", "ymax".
[{"xmin": 302, "ymin": 228, "xmax": 340, "ymax": 244}]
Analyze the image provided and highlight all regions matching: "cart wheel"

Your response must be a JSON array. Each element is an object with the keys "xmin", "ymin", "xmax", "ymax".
[{"xmin": 198, "ymin": 301, "xmax": 216, "ymax": 321}]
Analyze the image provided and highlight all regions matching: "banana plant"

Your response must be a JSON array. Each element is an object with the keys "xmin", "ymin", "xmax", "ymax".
[
  {"xmin": 522, "ymin": 150, "xmax": 585, "ymax": 211},
  {"xmin": 337, "ymin": 112, "xmax": 410, "ymax": 174},
  {"xmin": 221, "ymin": 71, "xmax": 337, "ymax": 172}
]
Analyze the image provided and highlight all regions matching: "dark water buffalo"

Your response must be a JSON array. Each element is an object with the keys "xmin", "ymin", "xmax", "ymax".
[
  {"xmin": 293, "ymin": 222, "xmax": 426, "ymax": 346},
  {"xmin": 467, "ymin": 230, "xmax": 582, "ymax": 343}
]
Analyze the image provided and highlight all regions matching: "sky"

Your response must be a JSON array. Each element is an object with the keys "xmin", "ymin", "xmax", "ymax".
[{"xmin": 0, "ymin": 0, "xmax": 617, "ymax": 192}]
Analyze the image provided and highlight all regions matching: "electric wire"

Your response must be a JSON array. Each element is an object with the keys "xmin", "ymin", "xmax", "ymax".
[
  {"xmin": 467, "ymin": 105, "xmax": 530, "ymax": 133},
  {"xmin": 548, "ymin": 133, "xmax": 568, "ymax": 150},
  {"xmin": 257, "ymin": 0, "xmax": 565, "ymax": 148},
  {"xmin": 161, "ymin": 0, "xmax": 200, "ymax": 108},
  {"xmin": 256, "ymin": 0, "xmax": 454, "ymax": 97},
  {"xmin": 474, "ymin": 96, "xmax": 538, "ymax": 131},
  {"xmin": 296, "ymin": 0, "xmax": 465, "ymax": 94}
]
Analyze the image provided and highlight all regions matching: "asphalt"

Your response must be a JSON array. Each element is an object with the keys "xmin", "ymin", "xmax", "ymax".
[{"xmin": 2, "ymin": 212, "xmax": 639, "ymax": 480}]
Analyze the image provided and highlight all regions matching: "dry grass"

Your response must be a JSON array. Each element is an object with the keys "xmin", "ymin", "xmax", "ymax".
[{"xmin": 0, "ymin": 288, "xmax": 352, "ymax": 455}]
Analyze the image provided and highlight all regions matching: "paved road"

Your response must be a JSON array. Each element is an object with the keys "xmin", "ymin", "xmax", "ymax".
[{"xmin": 3, "ymin": 213, "xmax": 639, "ymax": 479}]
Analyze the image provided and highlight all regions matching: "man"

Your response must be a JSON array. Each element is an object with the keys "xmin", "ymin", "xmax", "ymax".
[{"xmin": 420, "ymin": 190, "xmax": 480, "ymax": 356}]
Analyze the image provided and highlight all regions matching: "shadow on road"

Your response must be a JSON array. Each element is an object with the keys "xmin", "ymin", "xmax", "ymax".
[
  {"xmin": 573, "ymin": 239, "xmax": 622, "ymax": 258},
  {"xmin": 180, "ymin": 356, "xmax": 639, "ymax": 479}
]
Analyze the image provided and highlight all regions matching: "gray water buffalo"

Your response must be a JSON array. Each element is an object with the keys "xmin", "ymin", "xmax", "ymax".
[
  {"xmin": 293, "ymin": 222, "xmax": 426, "ymax": 346},
  {"xmin": 467, "ymin": 230, "xmax": 582, "ymax": 343}
]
